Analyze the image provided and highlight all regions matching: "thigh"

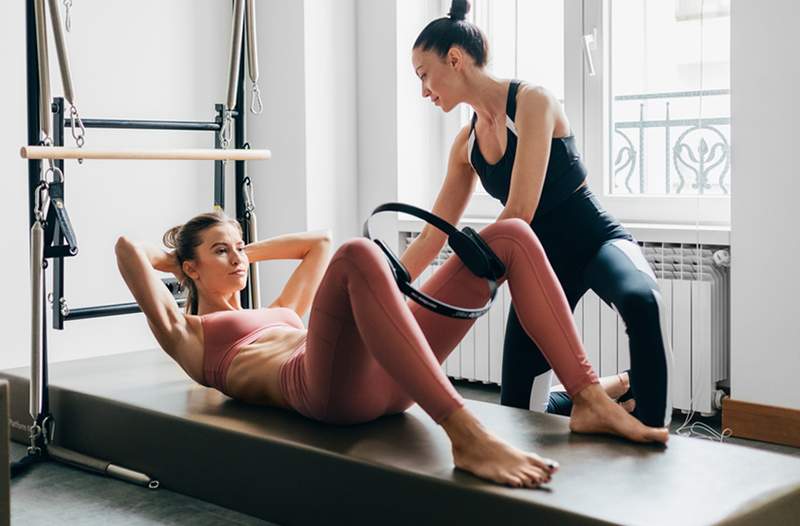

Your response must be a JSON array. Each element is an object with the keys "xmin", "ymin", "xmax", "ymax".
[
  {"xmin": 499, "ymin": 276, "xmax": 587, "ymax": 408},
  {"xmin": 583, "ymin": 239, "xmax": 658, "ymax": 307},
  {"xmin": 406, "ymin": 252, "xmax": 484, "ymax": 364},
  {"xmin": 302, "ymin": 257, "xmax": 402, "ymax": 423}
]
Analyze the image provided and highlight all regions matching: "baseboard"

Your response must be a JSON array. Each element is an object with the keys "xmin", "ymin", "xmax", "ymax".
[{"xmin": 723, "ymin": 398, "xmax": 800, "ymax": 448}]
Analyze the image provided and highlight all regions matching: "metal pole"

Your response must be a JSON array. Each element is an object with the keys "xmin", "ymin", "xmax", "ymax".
[{"xmin": 235, "ymin": 11, "xmax": 250, "ymax": 309}]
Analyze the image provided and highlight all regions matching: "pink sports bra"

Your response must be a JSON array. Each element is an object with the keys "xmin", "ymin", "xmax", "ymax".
[{"xmin": 200, "ymin": 307, "xmax": 304, "ymax": 392}]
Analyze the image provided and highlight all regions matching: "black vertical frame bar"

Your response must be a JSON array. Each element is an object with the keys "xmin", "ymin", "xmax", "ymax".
[
  {"xmin": 235, "ymin": 16, "xmax": 250, "ymax": 309},
  {"xmin": 52, "ymin": 98, "xmax": 65, "ymax": 329},
  {"xmin": 26, "ymin": 0, "xmax": 41, "ymax": 229},
  {"xmin": 214, "ymin": 104, "xmax": 226, "ymax": 210}
]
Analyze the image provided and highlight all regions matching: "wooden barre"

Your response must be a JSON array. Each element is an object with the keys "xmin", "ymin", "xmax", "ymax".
[{"xmin": 20, "ymin": 146, "xmax": 271, "ymax": 161}]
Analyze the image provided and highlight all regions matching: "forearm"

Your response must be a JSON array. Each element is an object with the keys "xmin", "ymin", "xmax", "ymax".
[
  {"xmin": 497, "ymin": 203, "xmax": 537, "ymax": 224},
  {"xmin": 400, "ymin": 227, "xmax": 447, "ymax": 282},
  {"xmin": 270, "ymin": 236, "xmax": 333, "ymax": 317},
  {"xmin": 245, "ymin": 230, "xmax": 333, "ymax": 262},
  {"xmin": 116, "ymin": 237, "xmax": 176, "ymax": 274}
]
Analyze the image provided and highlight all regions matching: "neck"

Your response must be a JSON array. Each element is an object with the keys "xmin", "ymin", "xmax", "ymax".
[
  {"xmin": 462, "ymin": 72, "xmax": 508, "ymax": 125},
  {"xmin": 196, "ymin": 291, "xmax": 242, "ymax": 315}
]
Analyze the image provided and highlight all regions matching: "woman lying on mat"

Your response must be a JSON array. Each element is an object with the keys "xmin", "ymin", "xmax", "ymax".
[{"xmin": 115, "ymin": 211, "xmax": 667, "ymax": 489}]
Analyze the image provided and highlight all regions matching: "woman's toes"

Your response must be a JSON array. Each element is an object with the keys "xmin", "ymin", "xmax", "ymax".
[
  {"xmin": 528, "ymin": 453, "xmax": 559, "ymax": 473},
  {"xmin": 506, "ymin": 474, "xmax": 523, "ymax": 488},
  {"xmin": 525, "ymin": 467, "xmax": 548, "ymax": 485}
]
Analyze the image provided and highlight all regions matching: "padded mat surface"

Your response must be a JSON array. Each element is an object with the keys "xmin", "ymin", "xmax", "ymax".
[{"xmin": 3, "ymin": 350, "xmax": 800, "ymax": 525}]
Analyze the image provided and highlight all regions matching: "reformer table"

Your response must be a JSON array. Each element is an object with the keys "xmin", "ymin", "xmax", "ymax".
[{"xmin": 3, "ymin": 350, "xmax": 799, "ymax": 526}]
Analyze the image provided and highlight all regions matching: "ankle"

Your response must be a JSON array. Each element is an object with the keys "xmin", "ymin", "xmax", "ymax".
[
  {"xmin": 441, "ymin": 407, "xmax": 488, "ymax": 445},
  {"xmin": 572, "ymin": 383, "xmax": 606, "ymax": 407}
]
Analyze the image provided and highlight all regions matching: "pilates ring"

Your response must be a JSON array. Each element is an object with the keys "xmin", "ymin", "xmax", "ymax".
[{"xmin": 363, "ymin": 202, "xmax": 505, "ymax": 319}]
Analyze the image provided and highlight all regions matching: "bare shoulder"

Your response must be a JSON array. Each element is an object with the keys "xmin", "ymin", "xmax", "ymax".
[
  {"xmin": 516, "ymin": 84, "xmax": 559, "ymax": 116},
  {"xmin": 515, "ymin": 83, "xmax": 570, "ymax": 136}
]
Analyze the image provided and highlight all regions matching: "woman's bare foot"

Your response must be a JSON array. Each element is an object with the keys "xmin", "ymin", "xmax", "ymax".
[
  {"xmin": 441, "ymin": 407, "xmax": 558, "ymax": 488},
  {"xmin": 569, "ymin": 384, "xmax": 668, "ymax": 444}
]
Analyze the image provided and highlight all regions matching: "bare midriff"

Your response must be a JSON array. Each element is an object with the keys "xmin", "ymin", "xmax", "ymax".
[{"xmin": 224, "ymin": 326, "xmax": 308, "ymax": 407}]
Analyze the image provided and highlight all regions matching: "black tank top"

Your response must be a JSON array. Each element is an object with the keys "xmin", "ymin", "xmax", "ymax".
[{"xmin": 468, "ymin": 80, "xmax": 587, "ymax": 218}]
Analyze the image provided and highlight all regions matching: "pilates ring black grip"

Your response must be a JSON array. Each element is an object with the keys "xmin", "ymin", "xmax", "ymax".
[{"xmin": 363, "ymin": 202, "xmax": 506, "ymax": 319}]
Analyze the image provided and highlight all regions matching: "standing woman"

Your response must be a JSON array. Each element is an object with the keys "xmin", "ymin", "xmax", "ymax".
[{"xmin": 404, "ymin": 0, "xmax": 674, "ymax": 427}]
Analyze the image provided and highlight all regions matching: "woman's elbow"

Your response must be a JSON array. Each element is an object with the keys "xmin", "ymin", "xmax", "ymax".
[
  {"xmin": 114, "ymin": 236, "xmax": 140, "ymax": 261},
  {"xmin": 506, "ymin": 207, "xmax": 535, "ymax": 224}
]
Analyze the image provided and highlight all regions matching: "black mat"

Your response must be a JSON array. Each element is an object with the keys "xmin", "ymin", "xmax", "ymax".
[{"xmin": 3, "ymin": 351, "xmax": 799, "ymax": 525}]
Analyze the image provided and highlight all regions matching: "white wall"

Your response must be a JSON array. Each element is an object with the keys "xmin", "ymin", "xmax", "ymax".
[
  {"xmin": 0, "ymin": 1, "xmax": 229, "ymax": 369},
  {"xmin": 356, "ymin": 0, "xmax": 400, "ymax": 250},
  {"xmin": 730, "ymin": 0, "xmax": 800, "ymax": 409},
  {"xmin": 357, "ymin": 0, "xmax": 445, "ymax": 252},
  {"xmin": 304, "ymin": 0, "xmax": 358, "ymax": 240},
  {"xmin": 248, "ymin": 0, "xmax": 309, "ymax": 305},
  {"xmin": 1, "ymin": 0, "xmax": 363, "ymax": 369}
]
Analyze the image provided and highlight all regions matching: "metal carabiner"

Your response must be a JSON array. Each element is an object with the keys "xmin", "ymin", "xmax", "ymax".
[
  {"xmin": 220, "ymin": 111, "xmax": 234, "ymax": 149},
  {"xmin": 34, "ymin": 182, "xmax": 50, "ymax": 223},
  {"xmin": 243, "ymin": 176, "xmax": 255, "ymax": 213},
  {"xmin": 250, "ymin": 83, "xmax": 263, "ymax": 115},
  {"xmin": 45, "ymin": 164, "xmax": 65, "ymax": 185},
  {"xmin": 69, "ymin": 105, "xmax": 86, "ymax": 160},
  {"xmin": 63, "ymin": 0, "xmax": 72, "ymax": 32}
]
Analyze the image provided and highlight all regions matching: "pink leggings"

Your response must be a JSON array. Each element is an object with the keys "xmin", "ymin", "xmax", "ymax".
[{"xmin": 279, "ymin": 219, "xmax": 598, "ymax": 425}]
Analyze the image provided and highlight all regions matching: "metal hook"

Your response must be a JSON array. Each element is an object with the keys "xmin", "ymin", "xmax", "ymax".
[
  {"xmin": 220, "ymin": 111, "xmax": 234, "ymax": 149},
  {"xmin": 63, "ymin": 0, "xmax": 72, "ymax": 32},
  {"xmin": 69, "ymin": 105, "xmax": 86, "ymax": 164},
  {"xmin": 45, "ymin": 165, "xmax": 64, "ymax": 185},
  {"xmin": 243, "ymin": 176, "xmax": 255, "ymax": 213},
  {"xmin": 34, "ymin": 181, "xmax": 50, "ymax": 222},
  {"xmin": 250, "ymin": 83, "xmax": 263, "ymax": 115}
]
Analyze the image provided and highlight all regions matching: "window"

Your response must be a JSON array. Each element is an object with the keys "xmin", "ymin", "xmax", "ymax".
[{"xmin": 449, "ymin": 0, "xmax": 731, "ymax": 225}]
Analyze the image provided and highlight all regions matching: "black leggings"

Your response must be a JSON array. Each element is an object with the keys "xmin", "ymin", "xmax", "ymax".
[{"xmin": 501, "ymin": 186, "xmax": 673, "ymax": 427}]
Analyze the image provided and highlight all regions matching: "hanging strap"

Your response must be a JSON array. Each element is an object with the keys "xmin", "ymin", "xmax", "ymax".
[{"xmin": 246, "ymin": 0, "xmax": 262, "ymax": 115}]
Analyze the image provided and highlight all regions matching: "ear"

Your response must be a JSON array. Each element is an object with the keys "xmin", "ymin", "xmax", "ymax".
[
  {"xmin": 447, "ymin": 46, "xmax": 465, "ymax": 70},
  {"xmin": 182, "ymin": 260, "xmax": 200, "ymax": 282}
]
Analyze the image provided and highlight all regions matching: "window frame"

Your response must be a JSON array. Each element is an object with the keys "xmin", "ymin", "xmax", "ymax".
[{"xmin": 445, "ymin": 0, "xmax": 731, "ymax": 226}]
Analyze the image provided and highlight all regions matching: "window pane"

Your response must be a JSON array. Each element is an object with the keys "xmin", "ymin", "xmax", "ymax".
[
  {"xmin": 609, "ymin": 0, "xmax": 731, "ymax": 196},
  {"xmin": 516, "ymin": 1, "xmax": 564, "ymax": 102},
  {"xmin": 468, "ymin": 1, "xmax": 565, "ymax": 197}
]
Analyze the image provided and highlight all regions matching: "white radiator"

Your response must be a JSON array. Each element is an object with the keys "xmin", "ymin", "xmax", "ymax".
[{"xmin": 400, "ymin": 231, "xmax": 731, "ymax": 415}]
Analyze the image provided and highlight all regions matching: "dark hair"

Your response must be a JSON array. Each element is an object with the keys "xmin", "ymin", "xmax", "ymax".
[
  {"xmin": 163, "ymin": 211, "xmax": 242, "ymax": 315},
  {"xmin": 413, "ymin": 0, "xmax": 488, "ymax": 68}
]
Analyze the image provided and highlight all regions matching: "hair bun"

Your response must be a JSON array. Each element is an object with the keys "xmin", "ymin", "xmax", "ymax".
[
  {"xmin": 448, "ymin": 0, "xmax": 470, "ymax": 21},
  {"xmin": 162, "ymin": 225, "xmax": 182, "ymax": 250}
]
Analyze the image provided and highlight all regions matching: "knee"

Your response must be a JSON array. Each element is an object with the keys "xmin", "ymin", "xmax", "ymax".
[
  {"xmin": 481, "ymin": 219, "xmax": 543, "ymax": 255},
  {"xmin": 616, "ymin": 287, "xmax": 660, "ymax": 322},
  {"xmin": 492, "ymin": 218, "xmax": 531, "ymax": 237},
  {"xmin": 334, "ymin": 238, "xmax": 388, "ymax": 276},
  {"xmin": 337, "ymin": 238, "xmax": 378, "ymax": 260}
]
